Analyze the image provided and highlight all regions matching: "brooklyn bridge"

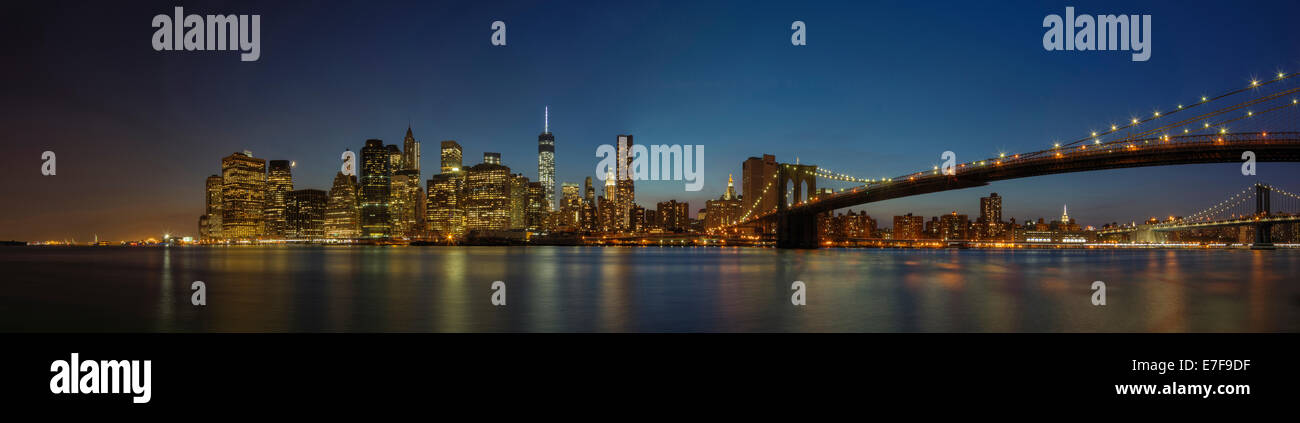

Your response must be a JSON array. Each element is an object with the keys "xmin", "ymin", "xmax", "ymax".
[{"xmin": 721, "ymin": 72, "xmax": 1300, "ymax": 248}]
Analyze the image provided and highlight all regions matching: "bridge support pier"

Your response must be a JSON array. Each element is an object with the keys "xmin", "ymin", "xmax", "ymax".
[
  {"xmin": 1251, "ymin": 184, "xmax": 1275, "ymax": 250},
  {"xmin": 1251, "ymin": 222, "xmax": 1275, "ymax": 250},
  {"xmin": 776, "ymin": 211, "xmax": 820, "ymax": 249}
]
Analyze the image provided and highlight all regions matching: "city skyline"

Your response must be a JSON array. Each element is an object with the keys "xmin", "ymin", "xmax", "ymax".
[{"xmin": 5, "ymin": 0, "xmax": 1300, "ymax": 241}]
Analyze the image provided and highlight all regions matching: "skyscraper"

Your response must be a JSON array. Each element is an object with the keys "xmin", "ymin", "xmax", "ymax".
[
  {"xmin": 402, "ymin": 126, "xmax": 420, "ymax": 173},
  {"xmin": 743, "ymin": 154, "xmax": 779, "ymax": 218},
  {"xmin": 464, "ymin": 158, "xmax": 511, "ymax": 233},
  {"xmin": 526, "ymin": 181, "xmax": 545, "ymax": 231},
  {"xmin": 324, "ymin": 172, "xmax": 360, "ymax": 239},
  {"xmin": 202, "ymin": 175, "xmax": 223, "ymax": 242},
  {"xmin": 705, "ymin": 175, "xmax": 742, "ymax": 232},
  {"xmin": 220, "ymin": 151, "xmax": 267, "ymax": 241},
  {"xmin": 724, "ymin": 173, "xmax": 737, "ymax": 200},
  {"xmin": 657, "ymin": 200, "xmax": 689, "ymax": 232},
  {"xmin": 980, "ymin": 192, "xmax": 1003, "ymax": 239},
  {"xmin": 264, "ymin": 160, "xmax": 294, "ymax": 238},
  {"xmin": 600, "ymin": 168, "xmax": 617, "ymax": 233},
  {"xmin": 560, "ymin": 183, "xmax": 581, "ymax": 230},
  {"xmin": 538, "ymin": 107, "xmax": 556, "ymax": 212},
  {"xmin": 426, "ymin": 173, "xmax": 464, "ymax": 238},
  {"xmin": 360, "ymin": 139, "xmax": 392, "ymax": 239},
  {"xmin": 509, "ymin": 174, "xmax": 530, "ymax": 230},
  {"xmin": 582, "ymin": 176, "xmax": 596, "ymax": 233},
  {"xmin": 386, "ymin": 144, "xmax": 403, "ymax": 175},
  {"xmin": 391, "ymin": 169, "xmax": 425, "ymax": 239},
  {"xmin": 286, "ymin": 189, "xmax": 327, "ymax": 240},
  {"xmin": 440, "ymin": 140, "xmax": 462, "ymax": 173},
  {"xmin": 615, "ymin": 135, "xmax": 634, "ymax": 230}
]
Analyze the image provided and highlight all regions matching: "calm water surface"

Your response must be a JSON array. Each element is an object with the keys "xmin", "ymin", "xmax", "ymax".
[{"xmin": 1, "ymin": 246, "xmax": 1296, "ymax": 332}]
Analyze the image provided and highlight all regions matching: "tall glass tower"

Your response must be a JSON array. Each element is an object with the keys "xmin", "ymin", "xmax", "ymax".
[
  {"xmin": 360, "ymin": 139, "xmax": 392, "ymax": 239},
  {"xmin": 538, "ymin": 106, "xmax": 556, "ymax": 211}
]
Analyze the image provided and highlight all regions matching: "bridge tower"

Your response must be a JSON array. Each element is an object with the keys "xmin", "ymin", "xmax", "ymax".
[
  {"xmin": 1251, "ymin": 183, "xmax": 1274, "ymax": 250},
  {"xmin": 775, "ymin": 163, "xmax": 821, "ymax": 249}
]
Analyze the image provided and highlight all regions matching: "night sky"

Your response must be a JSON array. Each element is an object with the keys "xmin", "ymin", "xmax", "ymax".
[{"xmin": 2, "ymin": 0, "xmax": 1299, "ymax": 241}]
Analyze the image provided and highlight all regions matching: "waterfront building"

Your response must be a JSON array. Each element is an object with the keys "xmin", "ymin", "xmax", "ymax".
[{"xmin": 220, "ymin": 151, "xmax": 267, "ymax": 241}]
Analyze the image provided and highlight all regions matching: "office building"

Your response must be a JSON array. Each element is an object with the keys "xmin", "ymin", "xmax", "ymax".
[
  {"xmin": 220, "ymin": 151, "xmax": 267, "ymax": 241},
  {"xmin": 538, "ymin": 107, "xmax": 555, "ymax": 211},
  {"xmin": 324, "ymin": 171, "xmax": 360, "ymax": 239},
  {"xmin": 360, "ymin": 139, "xmax": 392, "ymax": 238}
]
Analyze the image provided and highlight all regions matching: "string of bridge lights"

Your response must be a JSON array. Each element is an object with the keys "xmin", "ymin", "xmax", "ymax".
[
  {"xmin": 1127, "ymin": 85, "xmax": 1300, "ymax": 142},
  {"xmin": 800, "ymin": 71, "xmax": 1298, "ymax": 188},
  {"xmin": 1059, "ymin": 70, "xmax": 1298, "ymax": 150},
  {"xmin": 1264, "ymin": 184, "xmax": 1300, "ymax": 201},
  {"xmin": 1180, "ymin": 185, "xmax": 1258, "ymax": 223},
  {"xmin": 735, "ymin": 173, "xmax": 779, "ymax": 223}
]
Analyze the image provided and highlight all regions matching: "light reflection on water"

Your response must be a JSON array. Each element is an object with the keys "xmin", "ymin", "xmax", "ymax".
[{"xmin": 0, "ymin": 246, "xmax": 1296, "ymax": 333}]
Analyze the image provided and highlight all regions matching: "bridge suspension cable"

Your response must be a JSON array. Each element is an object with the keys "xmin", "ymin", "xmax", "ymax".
[
  {"xmin": 1109, "ymin": 86, "xmax": 1300, "ymax": 143},
  {"xmin": 1060, "ymin": 71, "xmax": 1300, "ymax": 150},
  {"xmin": 1179, "ymin": 185, "xmax": 1257, "ymax": 223}
]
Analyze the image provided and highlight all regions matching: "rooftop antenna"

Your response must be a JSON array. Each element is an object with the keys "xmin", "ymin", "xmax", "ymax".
[{"xmin": 544, "ymin": 106, "xmax": 549, "ymax": 133}]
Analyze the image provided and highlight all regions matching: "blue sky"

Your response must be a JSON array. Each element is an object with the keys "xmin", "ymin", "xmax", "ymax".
[{"xmin": 3, "ymin": 0, "xmax": 1299, "ymax": 240}]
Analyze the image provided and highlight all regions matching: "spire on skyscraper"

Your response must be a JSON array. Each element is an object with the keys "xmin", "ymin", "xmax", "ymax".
[
  {"xmin": 544, "ymin": 106, "xmax": 549, "ymax": 134},
  {"xmin": 724, "ymin": 174, "xmax": 736, "ymax": 200}
]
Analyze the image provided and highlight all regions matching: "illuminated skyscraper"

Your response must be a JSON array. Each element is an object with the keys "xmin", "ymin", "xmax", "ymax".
[
  {"xmin": 582, "ymin": 176, "xmax": 596, "ymax": 232},
  {"xmin": 202, "ymin": 175, "xmax": 223, "ymax": 242},
  {"xmin": 509, "ymin": 174, "xmax": 530, "ymax": 230},
  {"xmin": 604, "ymin": 168, "xmax": 616, "ymax": 204},
  {"xmin": 264, "ymin": 160, "xmax": 294, "ymax": 238},
  {"xmin": 220, "ymin": 151, "xmax": 267, "ymax": 241},
  {"xmin": 464, "ymin": 158, "xmax": 511, "ymax": 233},
  {"xmin": 615, "ymin": 135, "xmax": 634, "ymax": 230},
  {"xmin": 402, "ymin": 126, "xmax": 421, "ymax": 172},
  {"xmin": 286, "ymin": 189, "xmax": 327, "ymax": 240},
  {"xmin": 360, "ymin": 139, "xmax": 392, "ymax": 239},
  {"xmin": 324, "ymin": 171, "xmax": 360, "ymax": 239},
  {"xmin": 386, "ymin": 144, "xmax": 403, "ymax": 176},
  {"xmin": 657, "ymin": 200, "xmax": 689, "ymax": 232},
  {"xmin": 979, "ymin": 192, "xmax": 1003, "ymax": 239},
  {"xmin": 391, "ymin": 169, "xmax": 425, "ymax": 239},
  {"xmin": 705, "ymin": 175, "xmax": 742, "ymax": 232},
  {"xmin": 426, "ymin": 173, "xmax": 464, "ymax": 238},
  {"xmin": 538, "ymin": 107, "xmax": 555, "ymax": 212},
  {"xmin": 440, "ymin": 140, "xmax": 462, "ymax": 174},
  {"xmin": 584, "ymin": 176, "xmax": 595, "ymax": 204},
  {"xmin": 724, "ymin": 173, "xmax": 736, "ymax": 200},
  {"xmin": 560, "ymin": 183, "xmax": 581, "ymax": 230},
  {"xmin": 526, "ymin": 181, "xmax": 545, "ymax": 231}
]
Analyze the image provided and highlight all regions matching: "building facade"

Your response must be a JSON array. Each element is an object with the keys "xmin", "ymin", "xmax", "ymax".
[
  {"xmin": 220, "ymin": 151, "xmax": 267, "ymax": 241},
  {"xmin": 287, "ymin": 189, "xmax": 327, "ymax": 240},
  {"xmin": 324, "ymin": 172, "xmax": 360, "ymax": 239},
  {"xmin": 360, "ymin": 139, "xmax": 392, "ymax": 238}
]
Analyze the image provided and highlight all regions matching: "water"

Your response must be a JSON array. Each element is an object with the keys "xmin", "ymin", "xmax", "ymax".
[{"xmin": 0, "ymin": 246, "xmax": 1296, "ymax": 332}]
